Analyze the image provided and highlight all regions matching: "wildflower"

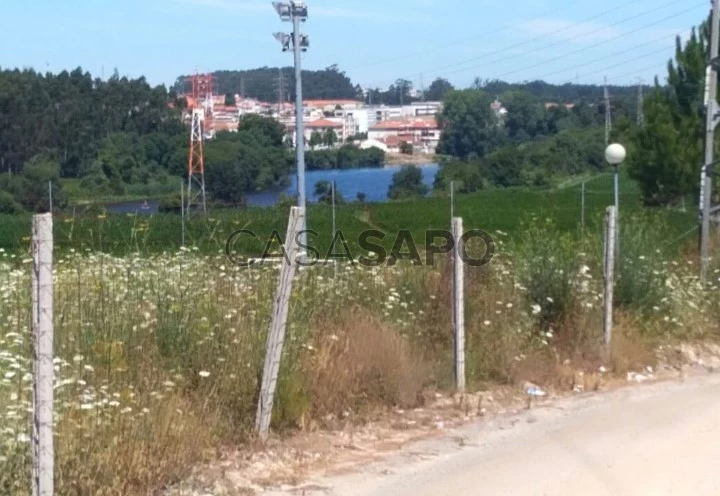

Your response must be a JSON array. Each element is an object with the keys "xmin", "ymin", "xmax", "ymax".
[
  {"xmin": 531, "ymin": 304, "xmax": 541, "ymax": 315},
  {"xmin": 198, "ymin": 371, "xmax": 211, "ymax": 378},
  {"xmin": 483, "ymin": 320, "xmax": 491, "ymax": 326},
  {"xmin": 546, "ymin": 297, "xmax": 554, "ymax": 303}
]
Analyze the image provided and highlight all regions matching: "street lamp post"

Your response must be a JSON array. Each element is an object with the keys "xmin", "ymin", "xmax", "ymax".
[
  {"xmin": 605, "ymin": 143, "xmax": 626, "ymax": 258},
  {"xmin": 273, "ymin": 1, "xmax": 309, "ymax": 258}
]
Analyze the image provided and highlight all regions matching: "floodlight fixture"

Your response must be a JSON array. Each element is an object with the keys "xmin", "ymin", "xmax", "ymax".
[
  {"xmin": 298, "ymin": 33, "xmax": 309, "ymax": 51},
  {"xmin": 272, "ymin": 1, "xmax": 307, "ymax": 21},
  {"xmin": 272, "ymin": 1, "xmax": 292, "ymax": 20},
  {"xmin": 291, "ymin": 1, "xmax": 308, "ymax": 21},
  {"xmin": 273, "ymin": 32, "xmax": 292, "ymax": 51}
]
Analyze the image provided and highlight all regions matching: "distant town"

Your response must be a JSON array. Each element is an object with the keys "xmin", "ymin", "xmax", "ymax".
[{"xmin": 176, "ymin": 92, "xmax": 516, "ymax": 156}]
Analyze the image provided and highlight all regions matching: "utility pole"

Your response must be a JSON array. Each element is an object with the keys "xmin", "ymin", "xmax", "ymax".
[
  {"xmin": 273, "ymin": 1, "xmax": 309, "ymax": 259},
  {"xmin": 637, "ymin": 77, "xmax": 644, "ymax": 128},
  {"xmin": 701, "ymin": 0, "xmax": 720, "ymax": 283},
  {"xmin": 604, "ymin": 76, "xmax": 612, "ymax": 146},
  {"xmin": 276, "ymin": 68, "xmax": 287, "ymax": 118}
]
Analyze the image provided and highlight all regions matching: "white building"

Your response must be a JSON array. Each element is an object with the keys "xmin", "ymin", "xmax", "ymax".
[
  {"xmin": 358, "ymin": 138, "xmax": 389, "ymax": 153},
  {"xmin": 400, "ymin": 102, "xmax": 443, "ymax": 117},
  {"xmin": 367, "ymin": 106, "xmax": 403, "ymax": 127},
  {"xmin": 367, "ymin": 115, "xmax": 440, "ymax": 154}
]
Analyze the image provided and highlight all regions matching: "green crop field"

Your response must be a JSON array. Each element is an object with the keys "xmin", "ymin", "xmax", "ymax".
[{"xmin": 0, "ymin": 173, "xmax": 698, "ymax": 259}]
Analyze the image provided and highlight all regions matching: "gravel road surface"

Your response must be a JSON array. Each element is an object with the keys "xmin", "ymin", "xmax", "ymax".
[{"xmin": 265, "ymin": 372, "xmax": 720, "ymax": 496}]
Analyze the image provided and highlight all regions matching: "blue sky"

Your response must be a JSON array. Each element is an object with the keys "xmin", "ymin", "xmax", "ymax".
[{"xmin": 0, "ymin": 0, "xmax": 709, "ymax": 91}]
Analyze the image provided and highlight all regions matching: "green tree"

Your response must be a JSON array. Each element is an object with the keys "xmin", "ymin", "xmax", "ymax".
[
  {"xmin": 17, "ymin": 155, "xmax": 65, "ymax": 212},
  {"xmin": 433, "ymin": 160, "xmax": 484, "ymax": 194},
  {"xmin": 426, "ymin": 78, "xmax": 455, "ymax": 101},
  {"xmin": 313, "ymin": 180, "xmax": 344, "ymax": 204},
  {"xmin": 388, "ymin": 166, "xmax": 428, "ymax": 200},
  {"xmin": 629, "ymin": 20, "xmax": 708, "ymax": 205},
  {"xmin": 323, "ymin": 129, "xmax": 338, "ymax": 148},
  {"xmin": 204, "ymin": 115, "xmax": 293, "ymax": 203},
  {"xmin": 399, "ymin": 141, "xmax": 413, "ymax": 155},
  {"xmin": 500, "ymin": 90, "xmax": 548, "ymax": 141},
  {"xmin": 436, "ymin": 89, "xmax": 500, "ymax": 159},
  {"xmin": 309, "ymin": 131, "xmax": 323, "ymax": 150}
]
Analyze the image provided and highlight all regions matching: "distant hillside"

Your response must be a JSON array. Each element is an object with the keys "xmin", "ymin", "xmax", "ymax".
[
  {"xmin": 479, "ymin": 79, "xmax": 646, "ymax": 104},
  {"xmin": 172, "ymin": 65, "xmax": 647, "ymax": 106},
  {"xmin": 173, "ymin": 65, "xmax": 361, "ymax": 103}
]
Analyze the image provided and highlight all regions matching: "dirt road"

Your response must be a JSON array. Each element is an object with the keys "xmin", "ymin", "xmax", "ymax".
[{"xmin": 265, "ymin": 372, "xmax": 720, "ymax": 496}]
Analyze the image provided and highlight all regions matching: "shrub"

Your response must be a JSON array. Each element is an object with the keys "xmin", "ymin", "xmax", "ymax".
[
  {"xmin": 613, "ymin": 213, "xmax": 670, "ymax": 316},
  {"xmin": 511, "ymin": 217, "xmax": 582, "ymax": 330}
]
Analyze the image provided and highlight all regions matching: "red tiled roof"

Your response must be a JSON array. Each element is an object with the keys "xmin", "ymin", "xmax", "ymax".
[
  {"xmin": 305, "ymin": 118, "xmax": 343, "ymax": 128},
  {"xmin": 304, "ymin": 99, "xmax": 362, "ymax": 107},
  {"xmin": 369, "ymin": 116, "xmax": 438, "ymax": 131},
  {"xmin": 213, "ymin": 105, "xmax": 238, "ymax": 113}
]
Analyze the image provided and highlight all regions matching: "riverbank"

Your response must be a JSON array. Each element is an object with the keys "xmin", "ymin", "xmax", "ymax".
[{"xmin": 384, "ymin": 153, "xmax": 438, "ymax": 166}]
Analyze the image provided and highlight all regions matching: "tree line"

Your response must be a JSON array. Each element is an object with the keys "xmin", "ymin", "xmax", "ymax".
[
  {"xmin": 2, "ymin": 20, "xmax": 707, "ymax": 214},
  {"xmin": 175, "ymin": 65, "xmax": 645, "ymax": 107}
]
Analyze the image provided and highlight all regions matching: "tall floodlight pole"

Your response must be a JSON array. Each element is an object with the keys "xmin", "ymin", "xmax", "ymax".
[
  {"xmin": 701, "ymin": 0, "xmax": 720, "ymax": 283},
  {"xmin": 273, "ymin": 1, "xmax": 309, "ymax": 258}
]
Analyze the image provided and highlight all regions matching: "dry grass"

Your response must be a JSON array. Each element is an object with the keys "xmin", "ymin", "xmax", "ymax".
[
  {"xmin": 301, "ymin": 308, "xmax": 429, "ymax": 425},
  {"xmin": 608, "ymin": 312, "xmax": 658, "ymax": 375}
]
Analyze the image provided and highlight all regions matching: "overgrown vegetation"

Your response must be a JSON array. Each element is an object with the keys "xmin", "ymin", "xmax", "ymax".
[{"xmin": 1, "ymin": 211, "xmax": 717, "ymax": 494}]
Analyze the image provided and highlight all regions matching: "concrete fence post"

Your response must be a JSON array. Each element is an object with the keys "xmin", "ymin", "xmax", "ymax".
[
  {"xmin": 603, "ymin": 206, "xmax": 617, "ymax": 350},
  {"xmin": 32, "ymin": 213, "xmax": 54, "ymax": 496},
  {"xmin": 452, "ymin": 217, "xmax": 465, "ymax": 393},
  {"xmin": 255, "ymin": 206, "xmax": 305, "ymax": 441}
]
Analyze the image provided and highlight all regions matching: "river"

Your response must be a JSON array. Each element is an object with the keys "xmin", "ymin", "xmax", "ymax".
[{"xmin": 103, "ymin": 163, "xmax": 439, "ymax": 214}]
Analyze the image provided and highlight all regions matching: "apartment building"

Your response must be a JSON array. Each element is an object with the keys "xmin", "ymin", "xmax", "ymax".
[{"xmin": 366, "ymin": 115, "xmax": 440, "ymax": 154}]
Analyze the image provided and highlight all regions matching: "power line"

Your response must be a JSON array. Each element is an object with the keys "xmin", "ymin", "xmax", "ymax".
[
  {"xmin": 530, "ymin": 32, "xmax": 676, "ymax": 82},
  {"xmin": 572, "ymin": 44, "xmax": 680, "ymax": 83},
  {"xmin": 338, "ymin": 0, "xmax": 595, "ymax": 72},
  {"xmin": 360, "ymin": 0, "xmax": 698, "ymax": 90},
  {"xmin": 476, "ymin": 2, "xmax": 704, "ymax": 83}
]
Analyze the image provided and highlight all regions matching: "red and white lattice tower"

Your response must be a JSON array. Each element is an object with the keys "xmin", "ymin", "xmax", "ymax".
[{"xmin": 185, "ymin": 73, "xmax": 215, "ymax": 215}]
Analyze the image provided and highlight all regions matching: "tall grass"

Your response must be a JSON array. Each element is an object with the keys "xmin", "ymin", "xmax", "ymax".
[{"xmin": 0, "ymin": 211, "xmax": 717, "ymax": 494}]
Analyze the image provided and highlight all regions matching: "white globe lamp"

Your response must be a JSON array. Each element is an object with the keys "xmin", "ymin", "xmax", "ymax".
[{"xmin": 605, "ymin": 143, "xmax": 626, "ymax": 166}]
